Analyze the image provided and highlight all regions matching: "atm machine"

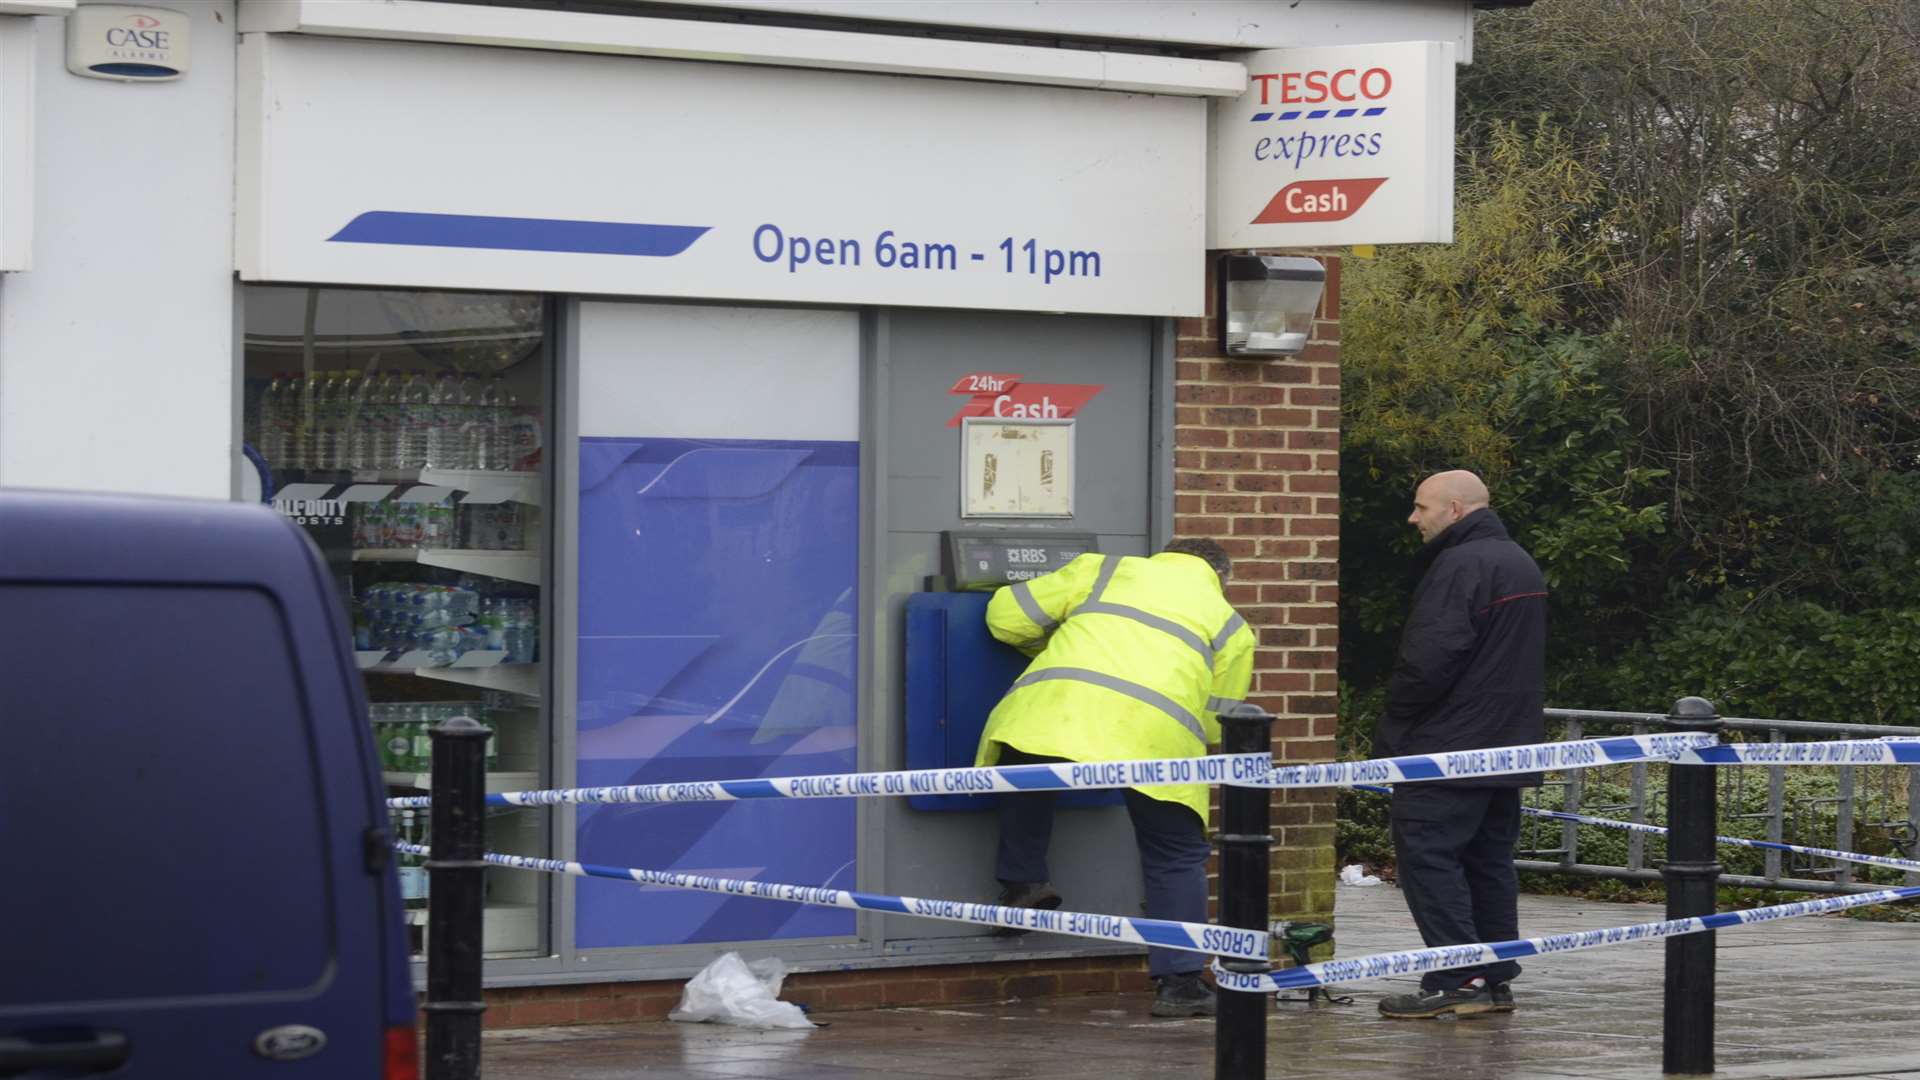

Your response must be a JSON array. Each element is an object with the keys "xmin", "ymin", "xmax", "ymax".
[
  {"xmin": 901, "ymin": 530, "xmax": 1120, "ymax": 811},
  {"xmin": 874, "ymin": 308, "xmax": 1165, "ymax": 956}
]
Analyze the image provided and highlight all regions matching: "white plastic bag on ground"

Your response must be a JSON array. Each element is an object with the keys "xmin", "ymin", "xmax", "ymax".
[
  {"xmin": 1339, "ymin": 864, "xmax": 1383, "ymax": 887},
  {"xmin": 669, "ymin": 952, "xmax": 815, "ymax": 1029}
]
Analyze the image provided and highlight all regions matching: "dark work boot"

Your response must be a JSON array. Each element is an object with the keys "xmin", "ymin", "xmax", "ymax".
[
  {"xmin": 992, "ymin": 881, "xmax": 1061, "ymax": 936},
  {"xmin": 1488, "ymin": 982, "xmax": 1515, "ymax": 1012},
  {"xmin": 1377, "ymin": 983, "xmax": 1495, "ymax": 1019},
  {"xmin": 1150, "ymin": 973, "xmax": 1217, "ymax": 1018}
]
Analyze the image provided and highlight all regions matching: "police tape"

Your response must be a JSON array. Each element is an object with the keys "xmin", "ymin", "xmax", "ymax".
[
  {"xmin": 1677, "ymin": 739, "xmax": 1920, "ymax": 766},
  {"xmin": 384, "ymin": 752, "xmax": 1276, "ymax": 810},
  {"xmin": 385, "ymin": 733, "xmax": 1721, "ymax": 812},
  {"xmin": 391, "ymin": 842, "xmax": 1268, "ymax": 960},
  {"xmin": 1228, "ymin": 732, "xmax": 1719, "ymax": 790},
  {"xmin": 1352, "ymin": 784, "xmax": 1920, "ymax": 876},
  {"xmin": 1211, "ymin": 885, "xmax": 1920, "ymax": 993}
]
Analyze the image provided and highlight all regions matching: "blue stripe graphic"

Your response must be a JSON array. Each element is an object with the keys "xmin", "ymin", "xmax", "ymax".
[
  {"xmin": 1598, "ymin": 737, "xmax": 1646, "ymax": 761},
  {"xmin": 720, "ymin": 780, "xmax": 781, "ymax": 799},
  {"xmin": 1131, "ymin": 921, "xmax": 1199, "ymax": 950},
  {"xmin": 852, "ymin": 891, "xmax": 911, "ymax": 914},
  {"xmin": 1490, "ymin": 941, "xmax": 1537, "ymax": 960},
  {"xmin": 329, "ymin": 211, "xmax": 710, "ymax": 257},
  {"xmin": 999, "ymin": 766, "xmax": 1064, "ymax": 791},
  {"xmin": 1250, "ymin": 108, "xmax": 1389, "ymax": 123},
  {"xmin": 1701, "ymin": 912, "xmax": 1743, "ymax": 930},
  {"xmin": 1397, "ymin": 757, "xmax": 1445, "ymax": 781}
]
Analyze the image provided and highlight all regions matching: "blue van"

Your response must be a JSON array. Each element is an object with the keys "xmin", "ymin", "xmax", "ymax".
[{"xmin": 0, "ymin": 491, "xmax": 417, "ymax": 1078}]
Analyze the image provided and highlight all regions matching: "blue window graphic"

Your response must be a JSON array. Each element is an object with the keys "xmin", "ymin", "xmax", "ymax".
[{"xmin": 575, "ymin": 437, "xmax": 859, "ymax": 946}]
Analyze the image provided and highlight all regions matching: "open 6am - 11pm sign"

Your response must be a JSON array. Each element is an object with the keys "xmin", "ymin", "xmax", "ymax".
[
  {"xmin": 1208, "ymin": 41, "xmax": 1456, "ymax": 249},
  {"xmin": 239, "ymin": 34, "xmax": 1208, "ymax": 317}
]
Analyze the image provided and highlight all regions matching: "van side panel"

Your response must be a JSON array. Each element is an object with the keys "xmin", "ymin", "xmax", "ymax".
[{"xmin": 0, "ymin": 492, "xmax": 403, "ymax": 1077}]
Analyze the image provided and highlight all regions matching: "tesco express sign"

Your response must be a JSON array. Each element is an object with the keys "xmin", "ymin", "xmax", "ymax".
[
  {"xmin": 1209, "ymin": 40, "xmax": 1456, "ymax": 248},
  {"xmin": 1249, "ymin": 67, "xmax": 1393, "ymax": 105}
]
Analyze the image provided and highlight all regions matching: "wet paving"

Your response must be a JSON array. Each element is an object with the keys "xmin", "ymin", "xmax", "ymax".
[{"xmin": 482, "ymin": 884, "xmax": 1920, "ymax": 1079}]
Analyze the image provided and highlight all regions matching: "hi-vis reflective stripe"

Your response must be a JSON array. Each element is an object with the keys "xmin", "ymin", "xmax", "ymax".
[
  {"xmin": 395, "ymin": 843, "xmax": 1268, "ymax": 960},
  {"xmin": 1011, "ymin": 667, "xmax": 1207, "ymax": 746},
  {"xmin": 1211, "ymin": 613, "xmax": 1247, "ymax": 654},
  {"xmin": 1677, "ymin": 740, "xmax": 1920, "ymax": 766},
  {"xmin": 384, "ymin": 752, "xmax": 1274, "ymax": 810},
  {"xmin": 1354, "ymin": 784, "xmax": 1920, "ymax": 875},
  {"xmin": 1076, "ymin": 601, "xmax": 1212, "ymax": 664},
  {"xmin": 1207, "ymin": 696, "xmax": 1246, "ymax": 713},
  {"xmin": 1231, "ymin": 732, "xmax": 1719, "ymax": 789},
  {"xmin": 1087, "ymin": 554, "xmax": 1122, "ymax": 603},
  {"xmin": 1010, "ymin": 580, "xmax": 1056, "ymax": 634},
  {"xmin": 1212, "ymin": 885, "xmax": 1920, "ymax": 993}
]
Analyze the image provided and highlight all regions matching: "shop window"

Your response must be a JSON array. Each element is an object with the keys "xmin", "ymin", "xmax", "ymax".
[{"xmin": 242, "ymin": 286, "xmax": 550, "ymax": 959}]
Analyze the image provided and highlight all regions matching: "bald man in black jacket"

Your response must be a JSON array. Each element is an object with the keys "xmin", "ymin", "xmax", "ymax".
[{"xmin": 1374, "ymin": 470, "xmax": 1547, "ymax": 1020}]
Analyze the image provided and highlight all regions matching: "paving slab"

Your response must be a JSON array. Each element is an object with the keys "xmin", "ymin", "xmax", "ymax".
[{"xmin": 481, "ymin": 884, "xmax": 1920, "ymax": 1079}]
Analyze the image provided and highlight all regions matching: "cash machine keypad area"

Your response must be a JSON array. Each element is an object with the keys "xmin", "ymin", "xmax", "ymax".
[{"xmin": 903, "ymin": 532, "xmax": 1119, "ymax": 811}]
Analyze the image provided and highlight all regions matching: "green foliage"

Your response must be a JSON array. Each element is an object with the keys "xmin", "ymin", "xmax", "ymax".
[
  {"xmin": 1341, "ymin": 0, "xmax": 1920, "ymax": 757},
  {"xmin": 1340, "ymin": 125, "xmax": 1669, "ymax": 689}
]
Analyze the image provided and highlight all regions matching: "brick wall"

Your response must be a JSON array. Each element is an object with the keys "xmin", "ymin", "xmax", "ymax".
[
  {"xmin": 477, "ymin": 956, "xmax": 1149, "ymax": 1028},
  {"xmin": 1178, "ymin": 254, "xmax": 1342, "ymax": 929}
]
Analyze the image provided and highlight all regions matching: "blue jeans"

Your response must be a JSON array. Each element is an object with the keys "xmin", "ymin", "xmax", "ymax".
[{"xmin": 995, "ymin": 749, "xmax": 1211, "ymax": 979}]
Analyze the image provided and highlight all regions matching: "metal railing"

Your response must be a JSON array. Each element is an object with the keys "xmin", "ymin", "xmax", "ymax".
[{"xmin": 1515, "ymin": 706, "xmax": 1920, "ymax": 894}]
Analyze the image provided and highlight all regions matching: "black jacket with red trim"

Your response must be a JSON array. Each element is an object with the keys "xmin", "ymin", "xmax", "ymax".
[{"xmin": 1374, "ymin": 507, "xmax": 1548, "ymax": 787}]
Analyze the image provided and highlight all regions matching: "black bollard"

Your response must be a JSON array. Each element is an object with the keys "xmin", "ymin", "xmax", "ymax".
[
  {"xmin": 1662, "ymin": 697, "xmax": 1723, "ymax": 1076},
  {"xmin": 1215, "ymin": 703, "xmax": 1275, "ymax": 1080},
  {"xmin": 425, "ymin": 716, "xmax": 491, "ymax": 1080}
]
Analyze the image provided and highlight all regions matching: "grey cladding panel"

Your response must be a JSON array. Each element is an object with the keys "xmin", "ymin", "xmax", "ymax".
[
  {"xmin": 884, "ymin": 312, "xmax": 1152, "ymax": 534},
  {"xmin": 878, "ymin": 311, "xmax": 1155, "ymax": 941}
]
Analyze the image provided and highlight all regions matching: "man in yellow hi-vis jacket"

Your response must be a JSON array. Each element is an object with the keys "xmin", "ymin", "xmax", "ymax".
[{"xmin": 974, "ymin": 537, "xmax": 1255, "ymax": 1018}]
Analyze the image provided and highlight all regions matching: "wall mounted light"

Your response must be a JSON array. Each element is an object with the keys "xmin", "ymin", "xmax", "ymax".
[{"xmin": 1218, "ymin": 255, "xmax": 1326, "ymax": 358}]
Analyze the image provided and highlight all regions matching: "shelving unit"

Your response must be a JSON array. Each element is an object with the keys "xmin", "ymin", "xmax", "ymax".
[
  {"xmin": 348, "ymin": 468, "xmax": 540, "ymax": 506},
  {"xmin": 413, "ymin": 663, "xmax": 541, "ymax": 699},
  {"xmin": 382, "ymin": 770, "xmax": 538, "ymax": 793},
  {"xmin": 353, "ymin": 548, "xmax": 539, "ymax": 586},
  {"xmin": 404, "ymin": 901, "xmax": 540, "ymax": 955}
]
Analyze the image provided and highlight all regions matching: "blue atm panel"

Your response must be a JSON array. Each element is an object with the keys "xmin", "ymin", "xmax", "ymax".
[{"xmin": 902, "ymin": 591, "xmax": 1123, "ymax": 812}]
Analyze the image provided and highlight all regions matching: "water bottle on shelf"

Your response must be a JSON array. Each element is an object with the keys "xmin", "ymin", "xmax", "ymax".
[
  {"xmin": 282, "ymin": 373, "xmax": 309, "ymax": 471},
  {"xmin": 348, "ymin": 371, "xmax": 378, "ymax": 471},
  {"xmin": 387, "ymin": 500, "xmax": 419, "ymax": 549},
  {"xmin": 398, "ymin": 810, "xmax": 429, "ymax": 907},
  {"xmin": 309, "ymin": 373, "xmax": 336, "ymax": 471},
  {"xmin": 419, "ymin": 499, "xmax": 455, "ymax": 550},
  {"xmin": 455, "ymin": 373, "xmax": 482, "ymax": 470},
  {"xmin": 327, "ymin": 371, "xmax": 358, "ymax": 470},
  {"xmin": 354, "ymin": 500, "xmax": 387, "ymax": 549},
  {"xmin": 423, "ymin": 370, "xmax": 459, "ymax": 470},
  {"xmin": 475, "ymin": 594, "xmax": 506, "ymax": 652},
  {"xmin": 368, "ymin": 372, "xmax": 400, "ymax": 472},
  {"xmin": 256, "ymin": 372, "xmax": 286, "ymax": 467},
  {"xmin": 397, "ymin": 373, "xmax": 430, "ymax": 470},
  {"xmin": 503, "ymin": 598, "xmax": 537, "ymax": 664},
  {"xmin": 477, "ymin": 376, "xmax": 508, "ymax": 471}
]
